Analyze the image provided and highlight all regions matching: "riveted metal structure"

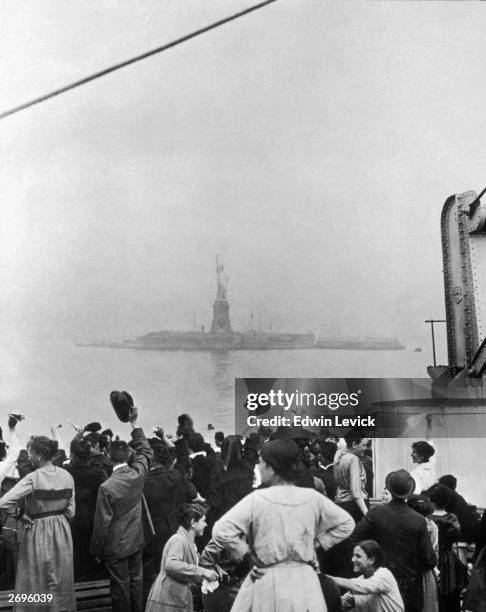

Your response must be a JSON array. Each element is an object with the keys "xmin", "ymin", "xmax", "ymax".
[{"xmin": 430, "ymin": 188, "xmax": 486, "ymax": 394}]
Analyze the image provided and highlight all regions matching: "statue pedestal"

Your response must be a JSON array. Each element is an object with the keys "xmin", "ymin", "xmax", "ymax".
[{"xmin": 210, "ymin": 299, "xmax": 232, "ymax": 334}]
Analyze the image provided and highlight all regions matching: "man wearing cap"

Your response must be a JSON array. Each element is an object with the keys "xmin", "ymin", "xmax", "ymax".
[
  {"xmin": 90, "ymin": 403, "xmax": 152, "ymax": 612},
  {"xmin": 351, "ymin": 469, "xmax": 436, "ymax": 612}
]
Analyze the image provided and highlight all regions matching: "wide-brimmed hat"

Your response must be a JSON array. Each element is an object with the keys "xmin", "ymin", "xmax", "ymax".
[
  {"xmin": 84, "ymin": 422, "xmax": 102, "ymax": 433},
  {"xmin": 385, "ymin": 469, "xmax": 416, "ymax": 499},
  {"xmin": 110, "ymin": 390, "xmax": 135, "ymax": 423}
]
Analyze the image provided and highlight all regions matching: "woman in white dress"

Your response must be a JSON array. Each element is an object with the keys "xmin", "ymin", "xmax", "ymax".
[{"xmin": 210, "ymin": 438, "xmax": 355, "ymax": 612}]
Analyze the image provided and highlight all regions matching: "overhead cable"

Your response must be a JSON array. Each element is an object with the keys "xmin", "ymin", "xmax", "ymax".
[{"xmin": 0, "ymin": 0, "xmax": 278, "ymax": 121}]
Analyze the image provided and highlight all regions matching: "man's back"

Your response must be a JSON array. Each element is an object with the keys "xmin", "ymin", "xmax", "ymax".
[
  {"xmin": 352, "ymin": 499, "xmax": 436, "ymax": 612},
  {"xmin": 352, "ymin": 500, "xmax": 436, "ymax": 579},
  {"xmin": 91, "ymin": 428, "xmax": 151, "ymax": 560}
]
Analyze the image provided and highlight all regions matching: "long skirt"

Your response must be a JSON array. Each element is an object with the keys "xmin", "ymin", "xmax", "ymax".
[
  {"xmin": 14, "ymin": 516, "xmax": 76, "ymax": 612},
  {"xmin": 230, "ymin": 562, "xmax": 327, "ymax": 612},
  {"xmin": 422, "ymin": 569, "xmax": 439, "ymax": 612}
]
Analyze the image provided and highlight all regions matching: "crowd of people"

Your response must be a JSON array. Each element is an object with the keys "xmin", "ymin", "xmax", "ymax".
[{"xmin": 0, "ymin": 399, "xmax": 485, "ymax": 612}]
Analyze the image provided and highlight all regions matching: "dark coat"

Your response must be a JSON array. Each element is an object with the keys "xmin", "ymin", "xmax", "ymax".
[
  {"xmin": 89, "ymin": 453, "xmax": 113, "ymax": 476},
  {"xmin": 445, "ymin": 490, "xmax": 479, "ymax": 542},
  {"xmin": 310, "ymin": 464, "xmax": 336, "ymax": 500},
  {"xmin": 144, "ymin": 439, "xmax": 191, "ymax": 555},
  {"xmin": 476, "ymin": 508, "xmax": 486, "ymax": 559},
  {"xmin": 207, "ymin": 462, "xmax": 254, "ymax": 520},
  {"xmin": 191, "ymin": 449, "xmax": 217, "ymax": 499},
  {"xmin": 66, "ymin": 459, "xmax": 108, "ymax": 579},
  {"xmin": 90, "ymin": 427, "xmax": 153, "ymax": 560},
  {"xmin": 352, "ymin": 499, "xmax": 436, "ymax": 612}
]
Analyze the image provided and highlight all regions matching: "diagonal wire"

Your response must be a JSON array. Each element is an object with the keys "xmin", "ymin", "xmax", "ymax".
[{"xmin": 0, "ymin": 0, "xmax": 278, "ymax": 121}]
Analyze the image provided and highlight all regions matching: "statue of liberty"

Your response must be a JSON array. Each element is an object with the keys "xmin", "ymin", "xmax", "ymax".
[{"xmin": 216, "ymin": 257, "xmax": 229, "ymax": 301}]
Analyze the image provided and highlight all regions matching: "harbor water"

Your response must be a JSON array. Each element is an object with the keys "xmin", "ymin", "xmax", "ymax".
[{"xmin": 2, "ymin": 340, "xmax": 432, "ymax": 440}]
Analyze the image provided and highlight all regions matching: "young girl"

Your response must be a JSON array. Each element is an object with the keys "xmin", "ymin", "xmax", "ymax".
[{"xmin": 145, "ymin": 503, "xmax": 218, "ymax": 612}]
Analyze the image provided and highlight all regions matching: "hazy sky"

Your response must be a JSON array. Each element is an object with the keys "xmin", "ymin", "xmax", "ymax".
[{"xmin": 2, "ymin": 0, "xmax": 486, "ymax": 350}]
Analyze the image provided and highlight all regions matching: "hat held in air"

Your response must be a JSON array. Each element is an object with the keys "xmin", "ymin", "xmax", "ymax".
[{"xmin": 110, "ymin": 390, "xmax": 136, "ymax": 423}]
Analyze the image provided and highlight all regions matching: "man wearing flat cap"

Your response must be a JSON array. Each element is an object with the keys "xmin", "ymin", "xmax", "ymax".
[
  {"xmin": 90, "ymin": 407, "xmax": 153, "ymax": 612},
  {"xmin": 351, "ymin": 469, "xmax": 436, "ymax": 612}
]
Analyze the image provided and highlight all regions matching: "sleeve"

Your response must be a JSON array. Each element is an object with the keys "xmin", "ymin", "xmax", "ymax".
[
  {"xmin": 0, "ymin": 430, "xmax": 22, "ymax": 485},
  {"xmin": 165, "ymin": 538, "xmax": 205, "ymax": 583},
  {"xmin": 348, "ymin": 456, "xmax": 364, "ymax": 500},
  {"xmin": 184, "ymin": 480, "xmax": 199, "ymax": 502},
  {"xmin": 199, "ymin": 538, "xmax": 224, "ymax": 567},
  {"xmin": 90, "ymin": 487, "xmax": 113, "ymax": 558},
  {"xmin": 316, "ymin": 495, "xmax": 355, "ymax": 550},
  {"xmin": 207, "ymin": 470, "xmax": 224, "ymax": 513},
  {"xmin": 173, "ymin": 438, "xmax": 190, "ymax": 477},
  {"xmin": 476, "ymin": 509, "xmax": 486, "ymax": 556},
  {"xmin": 0, "ymin": 472, "xmax": 34, "ymax": 511},
  {"xmin": 3, "ymin": 429, "xmax": 21, "ymax": 464},
  {"xmin": 418, "ymin": 520, "xmax": 437, "ymax": 570},
  {"xmin": 448, "ymin": 513, "xmax": 461, "ymax": 538},
  {"xmin": 211, "ymin": 493, "xmax": 253, "ymax": 562},
  {"xmin": 64, "ymin": 473, "xmax": 76, "ymax": 521},
  {"xmin": 129, "ymin": 428, "xmax": 153, "ymax": 479},
  {"xmin": 347, "ymin": 568, "xmax": 392, "ymax": 595},
  {"xmin": 429, "ymin": 521, "xmax": 439, "ymax": 557}
]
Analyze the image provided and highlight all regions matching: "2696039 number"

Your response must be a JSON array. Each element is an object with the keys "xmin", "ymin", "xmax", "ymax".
[{"xmin": 8, "ymin": 593, "xmax": 53, "ymax": 604}]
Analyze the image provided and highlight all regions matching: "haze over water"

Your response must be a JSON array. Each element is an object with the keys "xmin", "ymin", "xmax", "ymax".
[{"xmin": 2, "ymin": 340, "xmax": 433, "ymax": 441}]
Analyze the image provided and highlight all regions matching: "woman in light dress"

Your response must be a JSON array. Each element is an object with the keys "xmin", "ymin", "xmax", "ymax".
[
  {"xmin": 210, "ymin": 437, "xmax": 355, "ymax": 612},
  {"xmin": 145, "ymin": 503, "xmax": 218, "ymax": 612},
  {"xmin": 329, "ymin": 540, "xmax": 405, "ymax": 612},
  {"xmin": 410, "ymin": 441, "xmax": 436, "ymax": 494},
  {"xmin": 0, "ymin": 436, "xmax": 76, "ymax": 612}
]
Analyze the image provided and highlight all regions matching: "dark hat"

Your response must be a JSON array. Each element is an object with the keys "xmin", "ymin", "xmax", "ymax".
[
  {"xmin": 84, "ymin": 422, "xmax": 102, "ymax": 433},
  {"xmin": 385, "ymin": 469, "xmax": 415, "ymax": 499},
  {"xmin": 101, "ymin": 429, "xmax": 113, "ymax": 438},
  {"xmin": 149, "ymin": 439, "xmax": 172, "ymax": 464},
  {"xmin": 110, "ymin": 391, "xmax": 135, "ymax": 423},
  {"xmin": 70, "ymin": 439, "xmax": 91, "ymax": 461}
]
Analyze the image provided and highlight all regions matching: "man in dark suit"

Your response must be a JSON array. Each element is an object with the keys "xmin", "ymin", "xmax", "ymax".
[
  {"xmin": 142, "ymin": 429, "xmax": 191, "ymax": 600},
  {"xmin": 66, "ymin": 439, "xmax": 109, "ymax": 581},
  {"xmin": 90, "ymin": 411, "xmax": 152, "ymax": 612},
  {"xmin": 351, "ymin": 469, "xmax": 437, "ymax": 612}
]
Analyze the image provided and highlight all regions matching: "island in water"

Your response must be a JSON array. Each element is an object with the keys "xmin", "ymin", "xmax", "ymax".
[{"xmin": 78, "ymin": 258, "xmax": 405, "ymax": 352}]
